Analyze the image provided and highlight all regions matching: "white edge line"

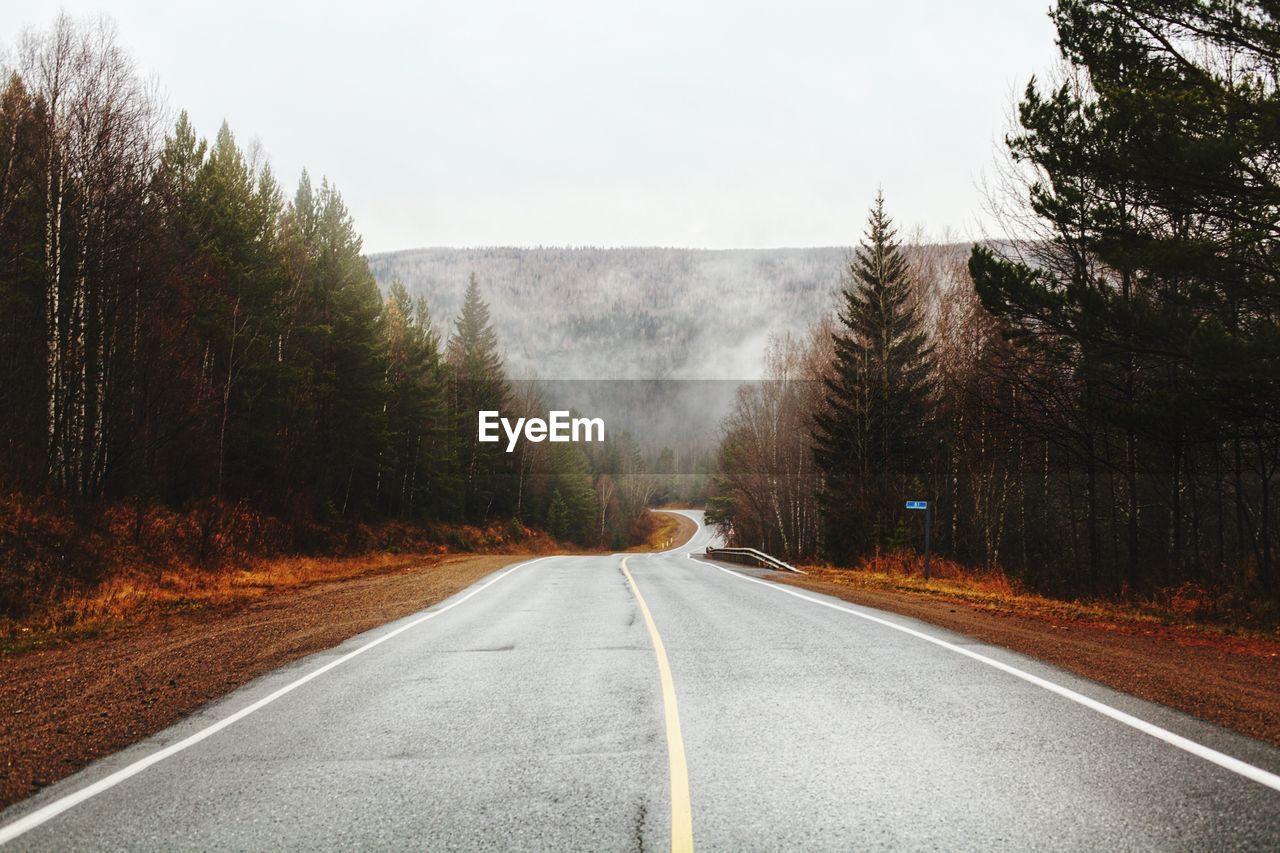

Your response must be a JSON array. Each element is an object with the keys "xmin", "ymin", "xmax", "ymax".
[
  {"xmin": 689, "ymin": 554, "xmax": 1280, "ymax": 794},
  {"xmin": 0, "ymin": 556, "xmax": 551, "ymax": 846}
]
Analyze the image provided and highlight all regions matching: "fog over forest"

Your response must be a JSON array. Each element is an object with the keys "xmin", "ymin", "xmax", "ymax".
[
  {"xmin": 367, "ymin": 247, "xmax": 855, "ymax": 381},
  {"xmin": 369, "ymin": 246, "xmax": 964, "ymax": 446}
]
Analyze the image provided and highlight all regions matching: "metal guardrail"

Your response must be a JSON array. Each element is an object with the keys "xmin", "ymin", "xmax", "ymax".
[{"xmin": 704, "ymin": 546, "xmax": 805, "ymax": 574}]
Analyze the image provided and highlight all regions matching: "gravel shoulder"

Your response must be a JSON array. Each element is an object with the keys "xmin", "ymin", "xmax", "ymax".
[
  {"xmin": 640, "ymin": 510, "xmax": 699, "ymax": 551},
  {"xmin": 776, "ymin": 572, "xmax": 1280, "ymax": 747},
  {"xmin": 0, "ymin": 553, "xmax": 525, "ymax": 808}
]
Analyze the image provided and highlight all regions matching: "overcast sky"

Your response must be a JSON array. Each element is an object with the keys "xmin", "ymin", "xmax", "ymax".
[{"xmin": 4, "ymin": 1, "xmax": 1060, "ymax": 253}]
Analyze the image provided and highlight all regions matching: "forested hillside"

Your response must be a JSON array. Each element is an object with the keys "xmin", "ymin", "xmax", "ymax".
[
  {"xmin": 369, "ymin": 245, "xmax": 966, "ymax": 449},
  {"xmin": 8, "ymin": 1, "xmax": 1276, "ymax": 635},
  {"xmin": 368, "ymin": 247, "xmax": 851, "ymax": 380},
  {"xmin": 0, "ymin": 16, "xmax": 681, "ymax": 629}
]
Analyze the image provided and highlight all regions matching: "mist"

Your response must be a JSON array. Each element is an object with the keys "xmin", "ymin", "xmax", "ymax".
[{"xmin": 369, "ymin": 245, "xmax": 970, "ymax": 448}]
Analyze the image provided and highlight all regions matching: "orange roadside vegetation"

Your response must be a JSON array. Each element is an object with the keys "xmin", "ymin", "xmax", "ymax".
[
  {"xmin": 1, "ymin": 497, "xmax": 696, "ymax": 654},
  {"xmin": 0, "ymin": 493, "xmax": 566, "ymax": 654},
  {"xmin": 629, "ymin": 510, "xmax": 695, "ymax": 552},
  {"xmin": 802, "ymin": 550, "xmax": 1280, "ymax": 643}
]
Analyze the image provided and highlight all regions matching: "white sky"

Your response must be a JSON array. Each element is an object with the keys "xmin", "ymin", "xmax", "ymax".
[{"xmin": 4, "ymin": 1, "xmax": 1060, "ymax": 253}]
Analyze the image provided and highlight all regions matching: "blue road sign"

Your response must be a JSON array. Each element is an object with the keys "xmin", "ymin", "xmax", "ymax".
[{"xmin": 905, "ymin": 500, "xmax": 928, "ymax": 510}]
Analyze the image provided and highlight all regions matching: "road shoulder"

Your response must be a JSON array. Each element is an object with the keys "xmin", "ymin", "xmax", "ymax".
[
  {"xmin": 0, "ymin": 553, "xmax": 525, "ymax": 809},
  {"xmin": 637, "ymin": 510, "xmax": 698, "ymax": 551},
  {"xmin": 774, "ymin": 573, "xmax": 1280, "ymax": 748}
]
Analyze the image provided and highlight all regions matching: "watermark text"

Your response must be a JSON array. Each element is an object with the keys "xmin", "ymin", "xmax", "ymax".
[{"xmin": 478, "ymin": 410, "xmax": 605, "ymax": 452}]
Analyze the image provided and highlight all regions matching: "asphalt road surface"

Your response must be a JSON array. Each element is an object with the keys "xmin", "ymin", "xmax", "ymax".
[{"xmin": 3, "ymin": 511, "xmax": 1279, "ymax": 850}]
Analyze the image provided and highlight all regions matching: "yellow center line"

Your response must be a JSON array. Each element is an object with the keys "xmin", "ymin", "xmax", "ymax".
[{"xmin": 621, "ymin": 556, "xmax": 694, "ymax": 853}]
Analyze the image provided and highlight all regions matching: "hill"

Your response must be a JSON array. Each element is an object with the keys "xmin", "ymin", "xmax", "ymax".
[{"xmin": 367, "ymin": 247, "xmax": 850, "ymax": 381}]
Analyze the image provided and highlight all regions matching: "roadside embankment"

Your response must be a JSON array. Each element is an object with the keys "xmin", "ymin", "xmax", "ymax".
[
  {"xmin": 778, "ymin": 567, "xmax": 1280, "ymax": 748},
  {"xmin": 0, "ymin": 493, "xmax": 563, "ymax": 654},
  {"xmin": 633, "ymin": 510, "xmax": 698, "ymax": 552},
  {"xmin": 0, "ymin": 553, "xmax": 528, "ymax": 809}
]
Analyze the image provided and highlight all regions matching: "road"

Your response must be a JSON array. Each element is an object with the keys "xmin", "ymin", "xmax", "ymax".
[{"xmin": 2, "ymin": 510, "xmax": 1279, "ymax": 850}]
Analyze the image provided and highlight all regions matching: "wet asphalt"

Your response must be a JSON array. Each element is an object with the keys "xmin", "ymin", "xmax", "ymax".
[{"xmin": 2, "ymin": 511, "xmax": 1278, "ymax": 850}]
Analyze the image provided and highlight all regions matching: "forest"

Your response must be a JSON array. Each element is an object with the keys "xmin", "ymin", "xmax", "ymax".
[
  {"xmin": 709, "ymin": 0, "xmax": 1280, "ymax": 616},
  {"xmin": 0, "ymin": 16, "xmax": 685, "ymax": 625},
  {"xmin": 4, "ymin": 1, "xmax": 1279, "ymax": 627},
  {"xmin": 368, "ymin": 245, "xmax": 851, "ymax": 382}
]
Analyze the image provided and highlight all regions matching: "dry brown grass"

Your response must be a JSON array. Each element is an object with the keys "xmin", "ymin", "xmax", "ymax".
[
  {"xmin": 631, "ymin": 510, "xmax": 688, "ymax": 552},
  {"xmin": 803, "ymin": 551, "xmax": 1280, "ymax": 641},
  {"xmin": 6, "ymin": 543, "xmax": 559, "ymax": 654},
  {"xmin": 38, "ymin": 553, "xmax": 430, "ymax": 633},
  {"xmin": 43, "ymin": 507, "xmax": 694, "ymax": 635},
  {"xmin": 0, "ymin": 493, "xmax": 563, "ymax": 653}
]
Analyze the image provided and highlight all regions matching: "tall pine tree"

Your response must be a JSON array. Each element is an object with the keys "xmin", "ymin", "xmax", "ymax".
[
  {"xmin": 970, "ymin": 0, "xmax": 1280, "ymax": 593},
  {"xmin": 545, "ymin": 442, "xmax": 596, "ymax": 544},
  {"xmin": 191, "ymin": 121, "xmax": 289, "ymax": 500},
  {"xmin": 447, "ymin": 274, "xmax": 511, "ymax": 521},
  {"xmin": 813, "ymin": 193, "xmax": 936, "ymax": 562},
  {"xmin": 309, "ymin": 180, "xmax": 387, "ymax": 518},
  {"xmin": 382, "ymin": 279, "xmax": 453, "ymax": 518}
]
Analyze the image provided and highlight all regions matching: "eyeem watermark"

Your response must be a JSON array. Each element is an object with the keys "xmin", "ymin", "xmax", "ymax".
[{"xmin": 478, "ymin": 410, "xmax": 605, "ymax": 452}]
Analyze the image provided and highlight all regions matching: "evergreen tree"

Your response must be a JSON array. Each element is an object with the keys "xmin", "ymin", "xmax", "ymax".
[
  {"xmin": 447, "ymin": 274, "xmax": 511, "ymax": 521},
  {"xmin": 382, "ymin": 279, "xmax": 454, "ymax": 518},
  {"xmin": 447, "ymin": 273, "xmax": 505, "ymax": 384},
  {"xmin": 306, "ymin": 180, "xmax": 388, "ymax": 517},
  {"xmin": 545, "ymin": 443, "xmax": 596, "ymax": 544},
  {"xmin": 155, "ymin": 112, "xmax": 206, "ymax": 210},
  {"xmin": 812, "ymin": 194, "xmax": 936, "ymax": 562},
  {"xmin": 134, "ymin": 112, "xmax": 214, "ymax": 505},
  {"xmin": 190, "ymin": 121, "xmax": 289, "ymax": 499},
  {"xmin": 0, "ymin": 15, "xmax": 565, "ymax": 575},
  {"xmin": 0, "ymin": 73, "xmax": 47, "ymax": 492},
  {"xmin": 546, "ymin": 491, "xmax": 570, "ymax": 541},
  {"xmin": 970, "ymin": 0, "xmax": 1280, "ymax": 593}
]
